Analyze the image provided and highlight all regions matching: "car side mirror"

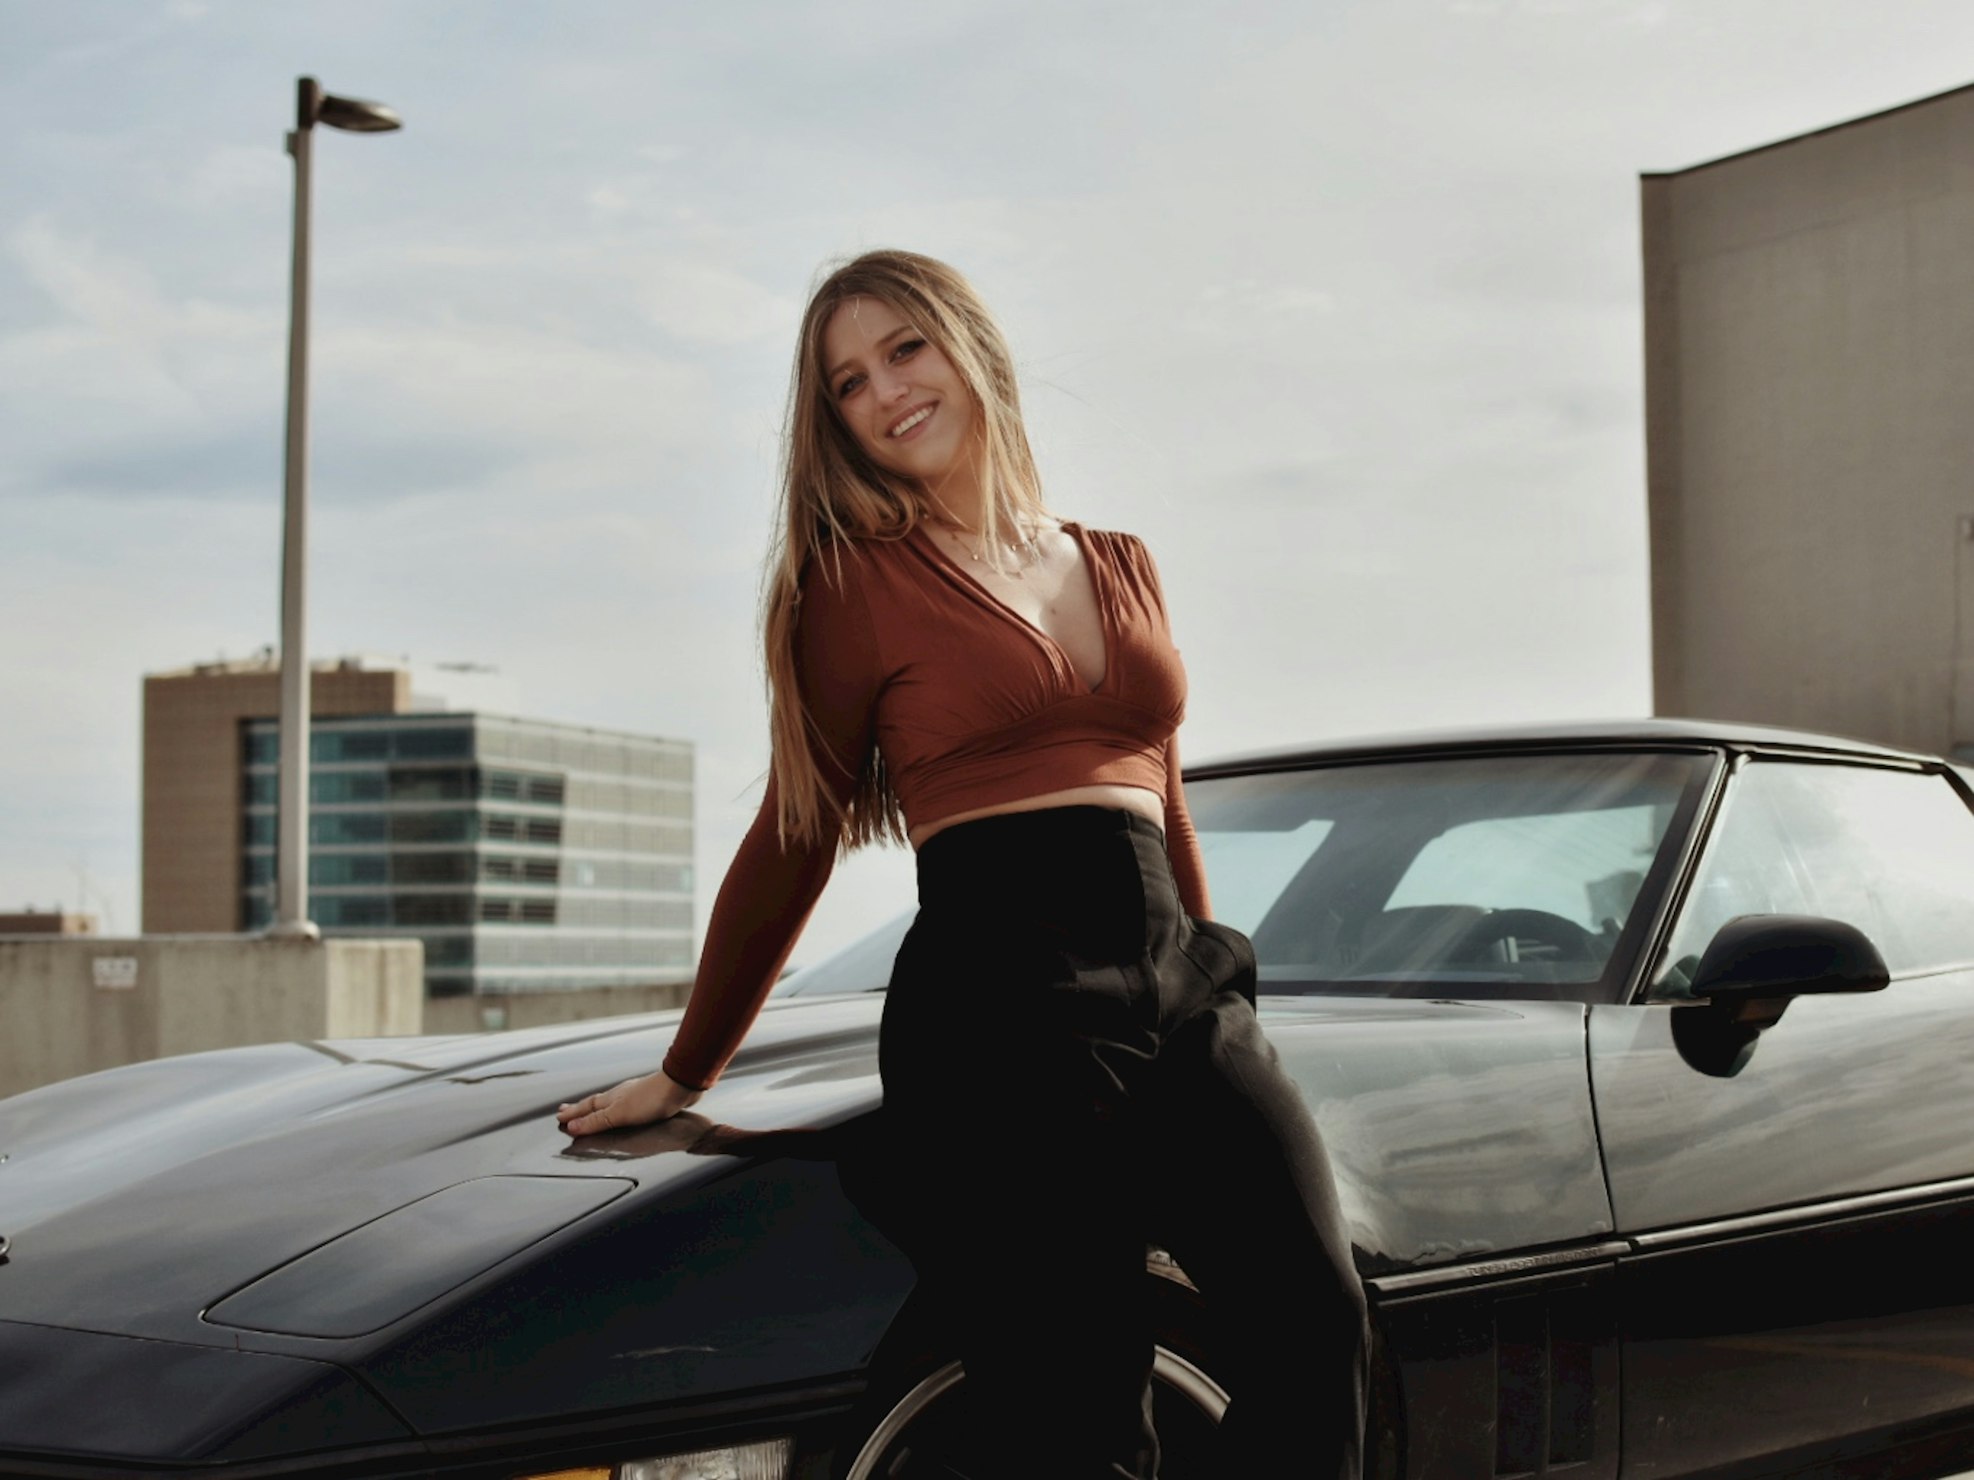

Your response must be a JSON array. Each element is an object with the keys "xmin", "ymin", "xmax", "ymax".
[{"xmin": 1671, "ymin": 914, "xmax": 1889, "ymax": 1078}]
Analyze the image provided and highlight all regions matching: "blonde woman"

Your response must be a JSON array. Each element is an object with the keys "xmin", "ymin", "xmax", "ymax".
[{"xmin": 558, "ymin": 250, "xmax": 1368, "ymax": 1479}]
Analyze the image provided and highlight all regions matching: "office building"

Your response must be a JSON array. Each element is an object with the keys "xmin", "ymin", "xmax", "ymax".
[{"xmin": 143, "ymin": 656, "xmax": 693, "ymax": 995}]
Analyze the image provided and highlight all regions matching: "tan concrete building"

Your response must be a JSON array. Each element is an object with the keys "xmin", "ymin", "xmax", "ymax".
[
  {"xmin": 1643, "ymin": 82, "xmax": 1974, "ymax": 757},
  {"xmin": 143, "ymin": 655, "xmax": 410, "ymax": 933}
]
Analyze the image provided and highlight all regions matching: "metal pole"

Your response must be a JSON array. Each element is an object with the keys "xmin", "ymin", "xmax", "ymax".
[{"xmin": 271, "ymin": 76, "xmax": 322, "ymax": 940}]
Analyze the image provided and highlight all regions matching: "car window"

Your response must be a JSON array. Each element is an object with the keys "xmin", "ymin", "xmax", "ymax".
[
  {"xmin": 1188, "ymin": 751, "xmax": 1710, "ymax": 1001},
  {"xmin": 1387, "ymin": 806, "xmax": 1660, "ymax": 931},
  {"xmin": 1652, "ymin": 762, "xmax": 1974, "ymax": 996},
  {"xmin": 772, "ymin": 908, "xmax": 916, "ymax": 997}
]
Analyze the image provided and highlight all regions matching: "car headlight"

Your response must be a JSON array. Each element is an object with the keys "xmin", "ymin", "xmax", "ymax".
[{"xmin": 518, "ymin": 1437, "xmax": 794, "ymax": 1480}]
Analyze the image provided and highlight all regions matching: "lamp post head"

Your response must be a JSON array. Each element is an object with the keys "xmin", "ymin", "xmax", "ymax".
[
  {"xmin": 320, "ymin": 93, "xmax": 402, "ymax": 132},
  {"xmin": 296, "ymin": 75, "xmax": 402, "ymax": 134}
]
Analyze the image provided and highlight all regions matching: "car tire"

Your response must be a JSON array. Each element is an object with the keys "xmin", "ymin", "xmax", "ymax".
[
  {"xmin": 834, "ymin": 1266, "xmax": 1400, "ymax": 1480},
  {"xmin": 833, "ymin": 1272, "xmax": 1220, "ymax": 1480}
]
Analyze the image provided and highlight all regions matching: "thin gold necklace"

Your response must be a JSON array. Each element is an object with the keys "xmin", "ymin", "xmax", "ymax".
[{"xmin": 934, "ymin": 513, "xmax": 1048, "ymax": 576}]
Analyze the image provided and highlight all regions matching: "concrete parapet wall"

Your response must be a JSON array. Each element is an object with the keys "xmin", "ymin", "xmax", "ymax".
[
  {"xmin": 0, "ymin": 936, "xmax": 424, "ymax": 1099},
  {"xmin": 423, "ymin": 979, "xmax": 691, "ymax": 1035}
]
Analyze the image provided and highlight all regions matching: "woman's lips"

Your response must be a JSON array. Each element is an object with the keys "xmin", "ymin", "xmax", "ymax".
[{"xmin": 888, "ymin": 402, "xmax": 936, "ymax": 440}]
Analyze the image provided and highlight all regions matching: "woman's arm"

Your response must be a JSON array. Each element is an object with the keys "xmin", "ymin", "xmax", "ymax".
[
  {"xmin": 1163, "ymin": 732, "xmax": 1212, "ymax": 921},
  {"xmin": 559, "ymin": 552, "xmax": 880, "ymax": 1134},
  {"xmin": 1127, "ymin": 531, "xmax": 1214, "ymax": 922},
  {"xmin": 657, "ymin": 769, "xmax": 845, "ymax": 1090}
]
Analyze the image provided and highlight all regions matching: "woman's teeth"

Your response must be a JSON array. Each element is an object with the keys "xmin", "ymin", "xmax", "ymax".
[{"xmin": 889, "ymin": 406, "xmax": 933, "ymax": 437}]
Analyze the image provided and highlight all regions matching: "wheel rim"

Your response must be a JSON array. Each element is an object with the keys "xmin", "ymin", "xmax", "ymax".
[{"xmin": 844, "ymin": 1346, "xmax": 1229, "ymax": 1480}]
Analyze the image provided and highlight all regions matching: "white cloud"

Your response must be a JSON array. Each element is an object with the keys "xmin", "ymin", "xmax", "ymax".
[{"xmin": 629, "ymin": 258, "xmax": 799, "ymax": 346}]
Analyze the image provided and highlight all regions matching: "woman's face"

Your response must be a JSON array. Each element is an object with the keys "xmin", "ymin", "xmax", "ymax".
[{"xmin": 820, "ymin": 295, "xmax": 976, "ymax": 484}]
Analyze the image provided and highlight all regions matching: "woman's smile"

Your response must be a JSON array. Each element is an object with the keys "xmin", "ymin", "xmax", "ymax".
[{"xmin": 888, "ymin": 402, "xmax": 937, "ymax": 440}]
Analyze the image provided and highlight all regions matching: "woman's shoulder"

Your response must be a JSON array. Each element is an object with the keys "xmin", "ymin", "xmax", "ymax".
[
  {"xmin": 794, "ymin": 530, "xmax": 913, "ymax": 635},
  {"xmin": 1065, "ymin": 519, "xmax": 1159, "ymax": 574}
]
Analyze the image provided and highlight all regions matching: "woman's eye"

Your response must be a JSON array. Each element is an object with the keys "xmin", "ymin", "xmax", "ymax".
[
  {"xmin": 837, "ymin": 375, "xmax": 863, "ymax": 399},
  {"xmin": 893, "ymin": 339, "xmax": 924, "ymax": 360}
]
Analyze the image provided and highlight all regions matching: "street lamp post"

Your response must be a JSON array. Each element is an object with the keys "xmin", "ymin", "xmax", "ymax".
[{"xmin": 270, "ymin": 75, "xmax": 401, "ymax": 941}]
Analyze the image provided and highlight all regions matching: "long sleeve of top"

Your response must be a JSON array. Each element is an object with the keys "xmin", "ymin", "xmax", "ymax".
[
  {"xmin": 660, "ymin": 557, "xmax": 881, "ymax": 1092},
  {"xmin": 1163, "ymin": 732, "xmax": 1212, "ymax": 921}
]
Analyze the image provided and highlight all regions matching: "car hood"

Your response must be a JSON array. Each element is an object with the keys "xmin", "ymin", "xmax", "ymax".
[
  {"xmin": 0, "ymin": 995, "xmax": 886, "ymax": 1346},
  {"xmin": 0, "ymin": 991, "xmax": 1606, "ymax": 1336}
]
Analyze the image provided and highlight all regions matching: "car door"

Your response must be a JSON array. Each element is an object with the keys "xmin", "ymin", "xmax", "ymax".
[{"xmin": 1587, "ymin": 755, "xmax": 1974, "ymax": 1478}]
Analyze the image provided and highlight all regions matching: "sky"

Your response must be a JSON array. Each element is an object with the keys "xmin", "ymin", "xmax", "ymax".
[{"xmin": 3, "ymin": 0, "xmax": 1972, "ymax": 968}]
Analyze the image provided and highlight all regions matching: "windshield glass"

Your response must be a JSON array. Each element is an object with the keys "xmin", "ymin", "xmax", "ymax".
[{"xmin": 1188, "ymin": 750, "xmax": 1712, "ymax": 1000}]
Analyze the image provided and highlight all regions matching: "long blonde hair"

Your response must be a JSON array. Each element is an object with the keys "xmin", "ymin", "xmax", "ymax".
[{"xmin": 763, "ymin": 249, "xmax": 1050, "ymax": 852}]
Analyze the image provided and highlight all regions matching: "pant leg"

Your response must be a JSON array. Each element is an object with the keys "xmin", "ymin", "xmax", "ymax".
[
  {"xmin": 871, "ymin": 910, "xmax": 1163, "ymax": 1480},
  {"xmin": 1147, "ymin": 929, "xmax": 1370, "ymax": 1480}
]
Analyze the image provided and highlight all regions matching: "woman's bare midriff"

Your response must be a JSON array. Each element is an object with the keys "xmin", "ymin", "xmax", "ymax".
[{"xmin": 907, "ymin": 783, "xmax": 1165, "ymax": 850}]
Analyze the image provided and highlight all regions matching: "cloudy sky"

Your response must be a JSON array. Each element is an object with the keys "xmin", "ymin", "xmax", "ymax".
[{"xmin": 4, "ymin": 0, "xmax": 1971, "ymax": 966}]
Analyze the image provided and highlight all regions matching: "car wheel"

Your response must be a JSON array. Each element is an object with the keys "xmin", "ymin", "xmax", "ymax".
[{"xmin": 841, "ymin": 1341, "xmax": 1229, "ymax": 1480}]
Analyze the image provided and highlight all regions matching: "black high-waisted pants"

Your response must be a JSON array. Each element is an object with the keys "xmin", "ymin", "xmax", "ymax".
[{"xmin": 859, "ymin": 804, "xmax": 1369, "ymax": 1480}]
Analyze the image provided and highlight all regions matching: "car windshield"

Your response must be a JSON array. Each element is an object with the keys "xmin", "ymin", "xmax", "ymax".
[
  {"xmin": 1189, "ymin": 749, "xmax": 1712, "ymax": 1000},
  {"xmin": 776, "ymin": 749, "xmax": 1713, "ymax": 1003}
]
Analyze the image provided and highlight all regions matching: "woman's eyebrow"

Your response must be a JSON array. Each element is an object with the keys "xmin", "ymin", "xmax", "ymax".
[{"xmin": 827, "ymin": 325, "xmax": 912, "ymax": 381}]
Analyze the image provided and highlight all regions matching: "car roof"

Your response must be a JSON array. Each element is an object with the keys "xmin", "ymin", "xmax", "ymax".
[{"xmin": 1187, "ymin": 716, "xmax": 1945, "ymax": 776}]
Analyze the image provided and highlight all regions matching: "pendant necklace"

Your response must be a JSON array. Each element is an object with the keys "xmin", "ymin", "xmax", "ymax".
[{"xmin": 936, "ymin": 513, "xmax": 1048, "ymax": 578}]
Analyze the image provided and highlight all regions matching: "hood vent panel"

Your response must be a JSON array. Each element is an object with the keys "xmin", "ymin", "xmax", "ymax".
[{"xmin": 207, "ymin": 1175, "xmax": 631, "ymax": 1337}]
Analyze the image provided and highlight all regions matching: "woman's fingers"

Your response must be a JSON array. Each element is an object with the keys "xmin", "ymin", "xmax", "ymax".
[
  {"xmin": 557, "ymin": 1075, "xmax": 679, "ymax": 1136},
  {"xmin": 555, "ymin": 1091, "xmax": 608, "ymax": 1132}
]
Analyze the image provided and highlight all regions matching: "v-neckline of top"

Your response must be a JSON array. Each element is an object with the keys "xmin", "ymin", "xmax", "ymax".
[{"xmin": 910, "ymin": 517, "xmax": 1111, "ymax": 697}]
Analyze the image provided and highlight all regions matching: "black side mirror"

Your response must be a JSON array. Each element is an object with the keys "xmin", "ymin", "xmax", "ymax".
[{"xmin": 1671, "ymin": 914, "xmax": 1889, "ymax": 1078}]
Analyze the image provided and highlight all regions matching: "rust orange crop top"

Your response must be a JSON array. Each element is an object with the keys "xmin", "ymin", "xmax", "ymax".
[{"xmin": 661, "ymin": 520, "xmax": 1211, "ymax": 1090}]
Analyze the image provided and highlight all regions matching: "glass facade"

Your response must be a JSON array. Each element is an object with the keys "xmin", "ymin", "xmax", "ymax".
[{"xmin": 242, "ymin": 713, "xmax": 694, "ymax": 997}]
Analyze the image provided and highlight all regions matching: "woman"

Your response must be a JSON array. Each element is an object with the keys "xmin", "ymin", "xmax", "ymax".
[{"xmin": 556, "ymin": 249, "xmax": 1368, "ymax": 1480}]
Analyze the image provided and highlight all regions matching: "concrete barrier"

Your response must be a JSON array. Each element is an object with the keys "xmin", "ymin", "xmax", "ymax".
[
  {"xmin": 423, "ymin": 979, "xmax": 691, "ymax": 1035},
  {"xmin": 0, "ymin": 935, "xmax": 423, "ymax": 1100}
]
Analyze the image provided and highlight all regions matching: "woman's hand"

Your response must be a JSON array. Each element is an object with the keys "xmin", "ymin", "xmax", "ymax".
[{"xmin": 556, "ymin": 1069, "xmax": 702, "ymax": 1136}]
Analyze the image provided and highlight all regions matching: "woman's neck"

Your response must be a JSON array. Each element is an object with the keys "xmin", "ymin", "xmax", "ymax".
[{"xmin": 921, "ymin": 449, "xmax": 990, "ymax": 534}]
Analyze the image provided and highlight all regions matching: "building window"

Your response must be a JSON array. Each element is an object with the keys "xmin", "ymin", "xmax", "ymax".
[
  {"xmin": 390, "ymin": 767, "xmax": 474, "ymax": 802},
  {"xmin": 393, "ymin": 852, "xmax": 474, "ymax": 884},
  {"xmin": 312, "ymin": 731, "xmax": 391, "ymax": 763},
  {"xmin": 397, "ymin": 894, "xmax": 474, "ymax": 927},
  {"xmin": 394, "ymin": 728, "xmax": 473, "ymax": 759},
  {"xmin": 422, "ymin": 934, "xmax": 474, "ymax": 967},
  {"xmin": 391, "ymin": 811, "xmax": 475, "ymax": 845},
  {"xmin": 315, "ymin": 853, "xmax": 389, "ymax": 886},
  {"xmin": 312, "ymin": 813, "xmax": 390, "ymax": 846},
  {"xmin": 314, "ymin": 771, "xmax": 388, "ymax": 804},
  {"xmin": 311, "ymin": 895, "xmax": 391, "ymax": 927}
]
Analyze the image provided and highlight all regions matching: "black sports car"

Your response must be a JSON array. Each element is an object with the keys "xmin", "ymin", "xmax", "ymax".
[{"xmin": 5, "ymin": 720, "xmax": 1974, "ymax": 1480}]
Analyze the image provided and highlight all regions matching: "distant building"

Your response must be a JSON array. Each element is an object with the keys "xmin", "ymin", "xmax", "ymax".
[
  {"xmin": 1642, "ymin": 82, "xmax": 1974, "ymax": 758},
  {"xmin": 143, "ymin": 657, "xmax": 693, "ymax": 996},
  {"xmin": 0, "ymin": 911, "xmax": 97, "ymax": 936}
]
